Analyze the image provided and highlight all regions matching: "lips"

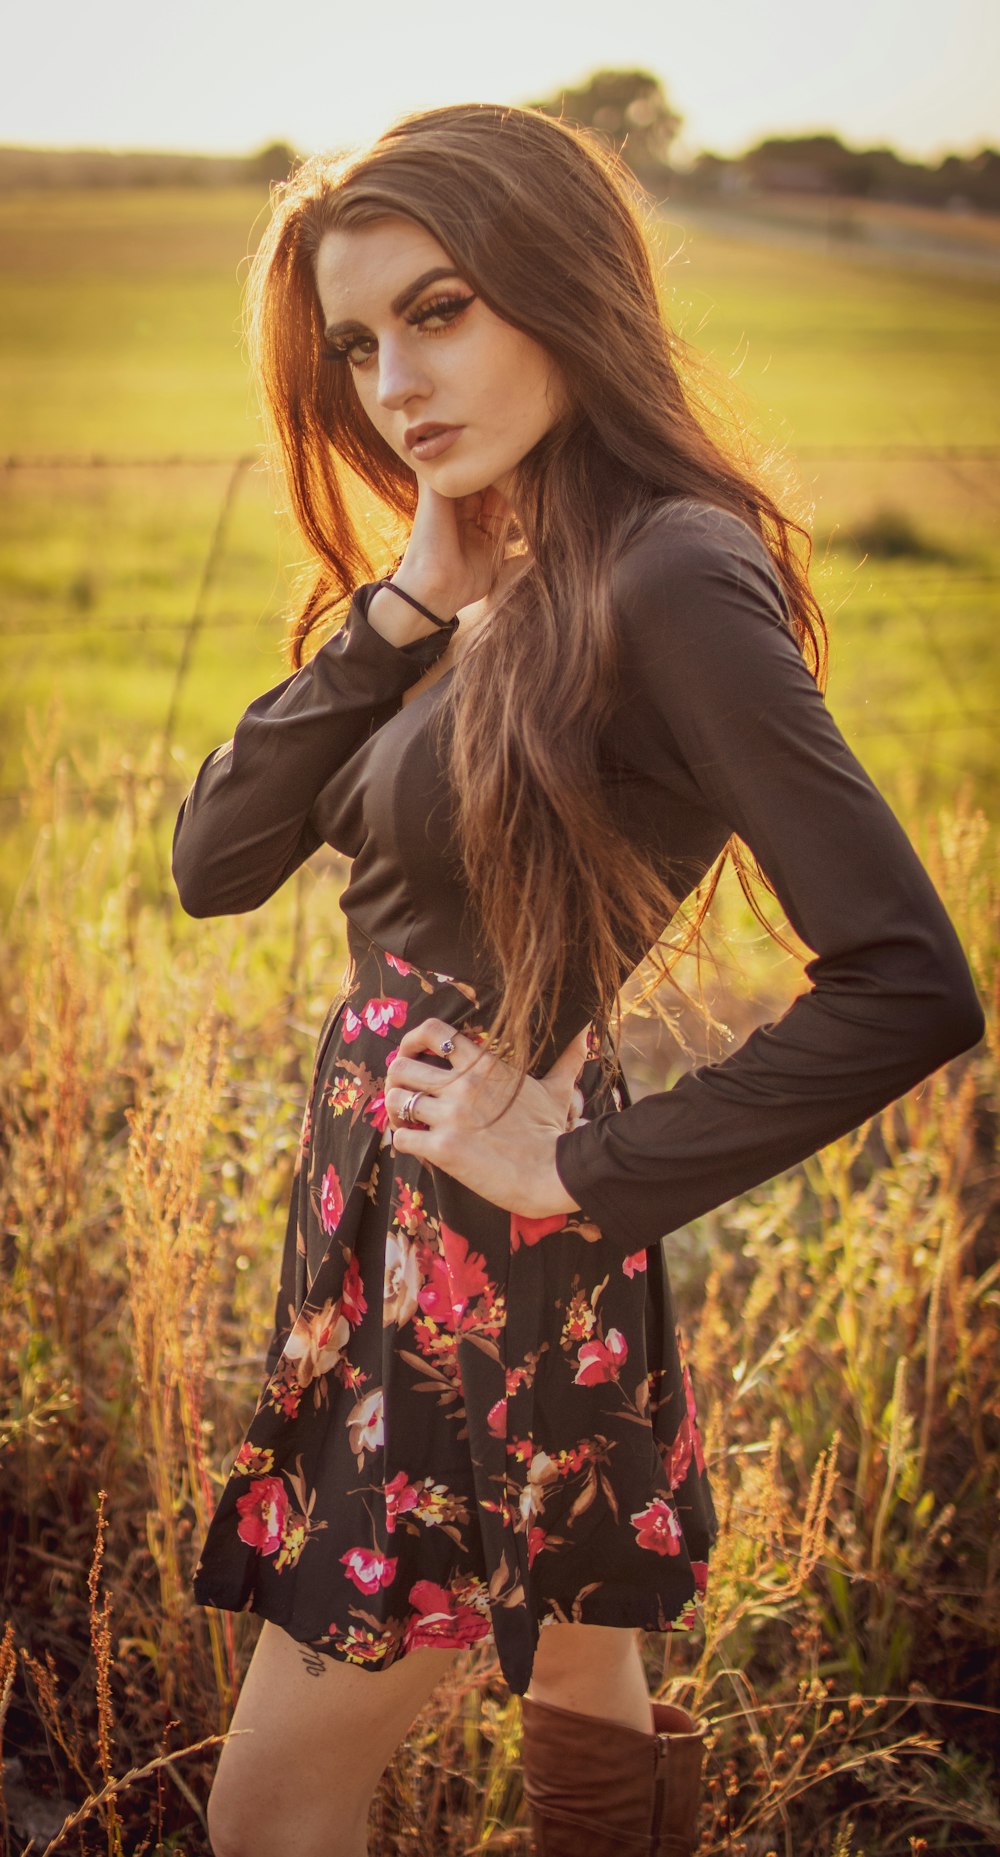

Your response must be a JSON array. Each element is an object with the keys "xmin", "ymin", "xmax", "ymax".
[{"xmin": 404, "ymin": 422, "xmax": 460, "ymax": 450}]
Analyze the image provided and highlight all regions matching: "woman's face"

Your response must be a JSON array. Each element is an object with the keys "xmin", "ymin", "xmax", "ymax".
[{"xmin": 313, "ymin": 215, "xmax": 569, "ymax": 506}]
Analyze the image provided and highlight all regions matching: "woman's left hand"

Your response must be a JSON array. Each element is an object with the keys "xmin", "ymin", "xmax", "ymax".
[{"xmin": 386, "ymin": 1018, "xmax": 587, "ymax": 1219}]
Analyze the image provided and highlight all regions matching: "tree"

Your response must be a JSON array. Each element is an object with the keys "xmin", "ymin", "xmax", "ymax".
[
  {"xmin": 247, "ymin": 141, "xmax": 298, "ymax": 187},
  {"xmin": 526, "ymin": 69, "xmax": 682, "ymax": 186}
]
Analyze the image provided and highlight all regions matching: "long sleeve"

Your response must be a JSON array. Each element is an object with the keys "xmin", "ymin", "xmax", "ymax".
[
  {"xmin": 554, "ymin": 501, "xmax": 986, "ymax": 1251},
  {"xmin": 171, "ymin": 584, "xmax": 455, "ymax": 918}
]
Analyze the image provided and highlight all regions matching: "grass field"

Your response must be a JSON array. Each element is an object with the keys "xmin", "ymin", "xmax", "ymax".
[
  {"xmin": 2, "ymin": 185, "xmax": 998, "ymax": 1855},
  {"xmin": 0, "ymin": 183, "xmax": 998, "ymax": 864}
]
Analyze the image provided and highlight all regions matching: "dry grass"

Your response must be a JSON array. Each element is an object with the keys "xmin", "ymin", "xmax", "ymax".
[{"xmin": 1, "ymin": 742, "xmax": 996, "ymax": 1855}]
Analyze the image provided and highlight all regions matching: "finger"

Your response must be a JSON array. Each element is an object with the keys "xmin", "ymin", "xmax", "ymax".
[
  {"xmin": 545, "ymin": 1026, "xmax": 591, "ymax": 1088},
  {"xmin": 391, "ymin": 1121, "xmax": 443, "ymax": 1160},
  {"xmin": 396, "ymin": 1018, "xmax": 483, "ymax": 1071},
  {"xmin": 385, "ymin": 1054, "xmax": 457, "ymax": 1095},
  {"xmin": 386, "ymin": 1085, "xmax": 443, "ymax": 1131},
  {"xmin": 395, "ymin": 1016, "xmax": 455, "ymax": 1061}
]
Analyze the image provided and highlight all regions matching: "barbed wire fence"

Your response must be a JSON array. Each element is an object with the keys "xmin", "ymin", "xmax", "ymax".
[{"xmin": 2, "ymin": 446, "xmax": 997, "ymax": 816}]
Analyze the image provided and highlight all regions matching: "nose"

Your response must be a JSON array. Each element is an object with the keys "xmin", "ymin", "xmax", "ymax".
[{"xmin": 374, "ymin": 332, "xmax": 431, "ymax": 413}]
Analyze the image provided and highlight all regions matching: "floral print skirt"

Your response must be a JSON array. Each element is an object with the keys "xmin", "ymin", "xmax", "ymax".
[{"xmin": 191, "ymin": 927, "xmax": 719, "ymax": 1696}]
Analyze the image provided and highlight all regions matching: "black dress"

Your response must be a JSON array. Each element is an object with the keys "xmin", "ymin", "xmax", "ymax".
[{"xmin": 172, "ymin": 498, "xmax": 983, "ymax": 1696}]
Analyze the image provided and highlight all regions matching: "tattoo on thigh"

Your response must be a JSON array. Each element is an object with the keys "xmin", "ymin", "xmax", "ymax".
[{"xmin": 299, "ymin": 1647, "xmax": 327, "ymax": 1677}]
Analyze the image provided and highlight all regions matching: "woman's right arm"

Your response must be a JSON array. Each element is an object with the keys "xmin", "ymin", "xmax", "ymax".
[{"xmin": 171, "ymin": 580, "xmax": 455, "ymax": 917}]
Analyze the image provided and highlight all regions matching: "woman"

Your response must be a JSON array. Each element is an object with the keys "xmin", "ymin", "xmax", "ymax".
[{"xmin": 172, "ymin": 103, "xmax": 984, "ymax": 1857}]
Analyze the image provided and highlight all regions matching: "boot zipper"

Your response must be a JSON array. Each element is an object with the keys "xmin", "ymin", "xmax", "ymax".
[{"xmin": 648, "ymin": 1735, "xmax": 671, "ymax": 1851}]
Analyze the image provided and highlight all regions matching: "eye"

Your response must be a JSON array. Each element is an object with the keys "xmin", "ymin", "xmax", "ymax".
[
  {"xmin": 322, "ymin": 333, "xmax": 376, "ymax": 369},
  {"xmin": 321, "ymin": 292, "xmax": 476, "ymax": 370}
]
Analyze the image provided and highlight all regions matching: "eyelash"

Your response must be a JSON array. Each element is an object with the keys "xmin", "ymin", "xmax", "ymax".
[{"xmin": 321, "ymin": 293, "xmax": 476, "ymax": 369}]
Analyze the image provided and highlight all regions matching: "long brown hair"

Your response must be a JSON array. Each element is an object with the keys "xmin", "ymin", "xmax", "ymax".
[{"xmin": 244, "ymin": 102, "xmax": 827, "ymax": 1081}]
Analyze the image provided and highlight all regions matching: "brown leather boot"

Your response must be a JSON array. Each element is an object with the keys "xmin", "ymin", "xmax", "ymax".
[{"xmin": 520, "ymin": 1692, "xmax": 706, "ymax": 1856}]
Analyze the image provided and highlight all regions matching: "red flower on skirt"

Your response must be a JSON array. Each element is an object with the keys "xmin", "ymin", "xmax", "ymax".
[
  {"xmin": 574, "ymin": 1329, "xmax": 628, "ymax": 1385},
  {"xmin": 439, "ymin": 1222, "xmax": 491, "ymax": 1320},
  {"xmin": 630, "ymin": 1496, "xmax": 683, "ymax": 1556},
  {"xmin": 362, "ymin": 995, "xmax": 408, "ymax": 1035},
  {"xmin": 402, "ymin": 1580, "xmax": 491, "ymax": 1652},
  {"xmin": 340, "ymin": 1546, "xmax": 398, "ymax": 1594},
  {"xmin": 384, "ymin": 1471, "xmax": 420, "ymax": 1533},
  {"xmin": 510, "ymin": 1211, "xmax": 570, "ymax": 1252},
  {"xmin": 341, "ymin": 1252, "xmax": 368, "ymax": 1326},
  {"xmin": 235, "ymin": 1476, "xmax": 288, "ymax": 1555},
  {"xmin": 320, "ymin": 1164, "xmax": 344, "ymax": 1234}
]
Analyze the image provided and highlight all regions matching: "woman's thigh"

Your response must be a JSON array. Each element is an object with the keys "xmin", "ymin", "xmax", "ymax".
[{"xmin": 207, "ymin": 1621, "xmax": 459, "ymax": 1857}]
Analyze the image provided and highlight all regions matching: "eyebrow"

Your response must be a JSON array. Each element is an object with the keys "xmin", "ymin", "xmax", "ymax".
[{"xmin": 322, "ymin": 267, "xmax": 465, "ymax": 343}]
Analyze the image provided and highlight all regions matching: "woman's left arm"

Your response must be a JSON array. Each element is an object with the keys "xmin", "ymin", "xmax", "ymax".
[{"xmin": 552, "ymin": 502, "xmax": 986, "ymax": 1253}]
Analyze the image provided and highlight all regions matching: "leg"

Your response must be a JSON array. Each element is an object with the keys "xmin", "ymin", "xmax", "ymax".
[
  {"xmin": 521, "ymin": 1628, "xmax": 707, "ymax": 1854},
  {"xmin": 207, "ymin": 1621, "xmax": 459, "ymax": 1857},
  {"xmin": 525, "ymin": 1623, "xmax": 651, "ymax": 1731}
]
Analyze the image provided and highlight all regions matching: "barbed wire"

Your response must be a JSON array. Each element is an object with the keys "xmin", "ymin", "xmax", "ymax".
[
  {"xmin": 0, "ymin": 612, "xmax": 289, "ymax": 637},
  {"xmin": 2, "ymin": 445, "xmax": 994, "ymax": 824},
  {"xmin": 2, "ymin": 573, "xmax": 996, "ymax": 641},
  {"xmin": 1, "ymin": 705, "xmax": 995, "ymax": 812},
  {"xmin": 3, "ymin": 446, "xmax": 1000, "ymax": 470},
  {"xmin": 2, "ymin": 452, "xmax": 259, "ymax": 471}
]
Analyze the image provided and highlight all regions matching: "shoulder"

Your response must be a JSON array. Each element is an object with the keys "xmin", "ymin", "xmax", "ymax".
[{"xmin": 612, "ymin": 496, "xmax": 793, "ymax": 659}]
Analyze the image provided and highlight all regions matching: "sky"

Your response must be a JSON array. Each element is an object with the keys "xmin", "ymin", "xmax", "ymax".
[{"xmin": 6, "ymin": 0, "xmax": 998, "ymax": 165}]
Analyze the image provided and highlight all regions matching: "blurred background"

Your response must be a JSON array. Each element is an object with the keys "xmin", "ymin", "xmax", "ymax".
[{"xmin": 1, "ymin": 4, "xmax": 997, "ymax": 1853}]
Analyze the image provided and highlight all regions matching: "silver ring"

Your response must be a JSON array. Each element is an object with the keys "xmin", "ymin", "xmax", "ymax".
[{"xmin": 400, "ymin": 1090, "xmax": 425, "ymax": 1128}]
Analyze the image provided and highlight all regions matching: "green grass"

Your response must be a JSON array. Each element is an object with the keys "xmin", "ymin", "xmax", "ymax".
[
  {"xmin": 1, "ymin": 184, "xmax": 998, "ymax": 894},
  {"xmin": 3, "ymin": 187, "xmax": 997, "ymax": 1854},
  {"xmin": 659, "ymin": 209, "xmax": 1000, "ymax": 449}
]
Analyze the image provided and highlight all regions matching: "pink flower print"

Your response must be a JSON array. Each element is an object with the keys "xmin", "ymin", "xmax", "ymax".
[
  {"xmin": 663, "ymin": 1415, "xmax": 694, "ymax": 1493},
  {"xmin": 622, "ymin": 1248, "xmax": 648, "ymax": 1277},
  {"xmin": 691, "ymin": 1559, "xmax": 709, "ymax": 1596},
  {"xmin": 439, "ymin": 1223, "xmax": 490, "ymax": 1321},
  {"xmin": 361, "ymin": 995, "xmax": 408, "ymax": 1036},
  {"xmin": 681, "ymin": 1362, "xmax": 706, "ymax": 1474},
  {"xmin": 402, "ymin": 1580, "xmax": 491, "ymax": 1653},
  {"xmin": 527, "ymin": 1525, "xmax": 547, "ymax": 1567},
  {"xmin": 384, "ymin": 1470, "xmax": 420, "ymax": 1534},
  {"xmin": 235, "ymin": 1476, "xmax": 288, "ymax": 1555},
  {"xmin": 340, "ymin": 1546, "xmax": 398, "ymax": 1595},
  {"xmin": 342, "ymin": 1006, "xmax": 363, "ymax": 1042},
  {"xmin": 284, "ymin": 1298, "xmax": 351, "ymax": 1388},
  {"xmin": 574, "ymin": 1328, "xmax": 628, "ymax": 1386},
  {"xmin": 365, "ymin": 1088, "xmax": 390, "ymax": 1133},
  {"xmin": 510, "ymin": 1211, "xmax": 569, "ymax": 1252},
  {"xmin": 385, "ymin": 952, "xmax": 411, "ymax": 975},
  {"xmin": 320, "ymin": 1164, "xmax": 344, "ymax": 1235},
  {"xmin": 347, "ymin": 1386, "xmax": 385, "ymax": 1457},
  {"xmin": 417, "ymin": 1254, "xmax": 455, "ymax": 1329},
  {"xmin": 341, "ymin": 1253, "xmax": 368, "ymax": 1327},
  {"xmin": 487, "ymin": 1397, "xmax": 507, "ymax": 1439},
  {"xmin": 630, "ymin": 1496, "xmax": 683, "ymax": 1556}
]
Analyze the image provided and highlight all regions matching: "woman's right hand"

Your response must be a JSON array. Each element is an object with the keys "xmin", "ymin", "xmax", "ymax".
[{"xmin": 370, "ymin": 478, "xmax": 516, "ymax": 641}]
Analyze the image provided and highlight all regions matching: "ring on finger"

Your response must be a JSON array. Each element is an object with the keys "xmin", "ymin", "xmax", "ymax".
[{"xmin": 400, "ymin": 1090, "xmax": 425, "ymax": 1128}]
